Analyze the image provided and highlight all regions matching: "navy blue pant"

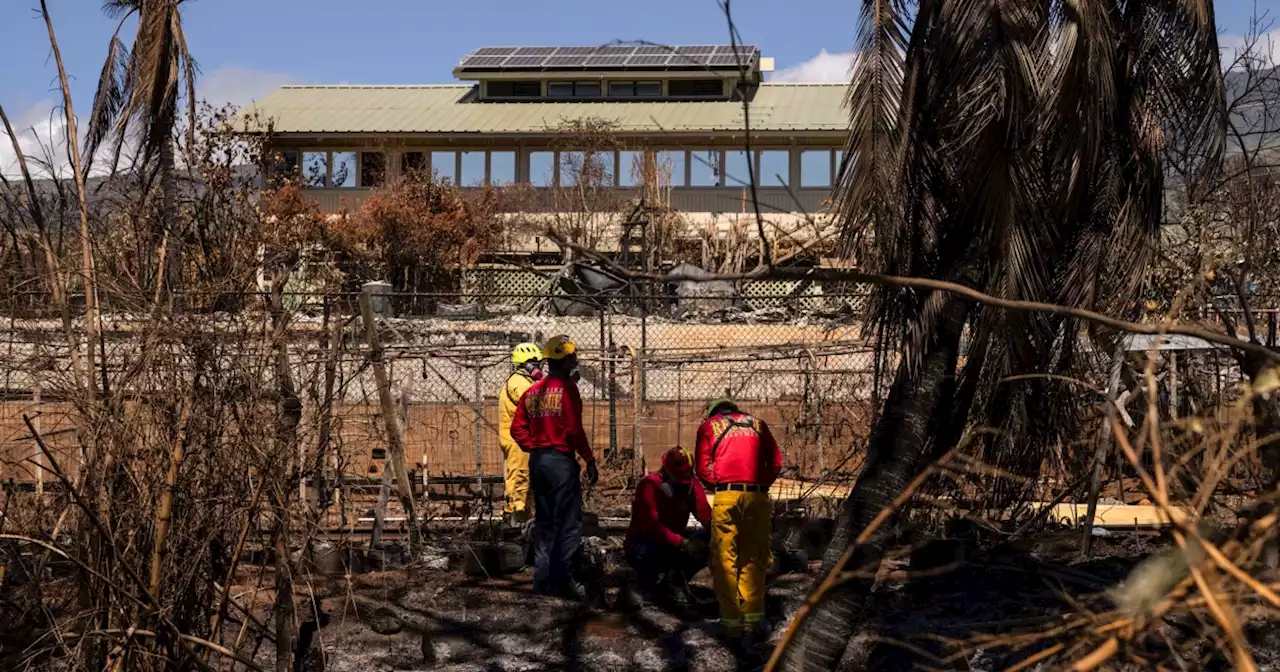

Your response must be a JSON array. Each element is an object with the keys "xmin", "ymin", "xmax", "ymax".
[
  {"xmin": 625, "ymin": 528, "xmax": 709, "ymax": 589},
  {"xmin": 529, "ymin": 449, "xmax": 582, "ymax": 592}
]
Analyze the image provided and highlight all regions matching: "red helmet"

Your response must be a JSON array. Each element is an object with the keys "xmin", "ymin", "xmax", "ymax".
[{"xmin": 661, "ymin": 447, "xmax": 694, "ymax": 484}]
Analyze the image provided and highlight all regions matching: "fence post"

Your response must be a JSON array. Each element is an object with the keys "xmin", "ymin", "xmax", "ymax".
[
  {"xmin": 632, "ymin": 348, "xmax": 644, "ymax": 479},
  {"xmin": 608, "ymin": 333, "xmax": 618, "ymax": 463},
  {"xmin": 676, "ymin": 363, "xmax": 683, "ymax": 447},
  {"xmin": 473, "ymin": 363, "xmax": 484, "ymax": 514},
  {"xmin": 359, "ymin": 291, "xmax": 420, "ymax": 552}
]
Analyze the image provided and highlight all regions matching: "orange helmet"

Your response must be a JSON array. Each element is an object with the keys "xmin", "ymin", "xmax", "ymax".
[{"xmin": 661, "ymin": 447, "xmax": 695, "ymax": 484}]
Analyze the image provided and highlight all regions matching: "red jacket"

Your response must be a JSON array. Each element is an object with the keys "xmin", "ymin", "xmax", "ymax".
[
  {"xmin": 625, "ymin": 472, "xmax": 712, "ymax": 547},
  {"xmin": 510, "ymin": 374, "xmax": 594, "ymax": 463},
  {"xmin": 694, "ymin": 411, "xmax": 782, "ymax": 487}
]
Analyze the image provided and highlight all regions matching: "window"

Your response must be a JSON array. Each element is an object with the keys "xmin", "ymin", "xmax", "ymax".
[
  {"xmin": 636, "ymin": 81, "xmax": 661, "ymax": 96},
  {"xmin": 431, "ymin": 151, "xmax": 457, "ymax": 183},
  {"xmin": 359, "ymin": 152, "xmax": 386, "ymax": 188},
  {"xmin": 608, "ymin": 81, "xmax": 634, "ymax": 97},
  {"xmin": 548, "ymin": 81, "xmax": 574, "ymax": 97},
  {"xmin": 669, "ymin": 79, "xmax": 723, "ymax": 97},
  {"xmin": 490, "ymin": 151, "xmax": 516, "ymax": 184},
  {"xmin": 487, "ymin": 80, "xmax": 540, "ymax": 97},
  {"xmin": 835, "ymin": 149, "xmax": 845, "ymax": 181},
  {"xmin": 801, "ymin": 150, "xmax": 831, "ymax": 188},
  {"xmin": 760, "ymin": 150, "xmax": 790, "ymax": 187},
  {"xmin": 401, "ymin": 151, "xmax": 426, "ymax": 175},
  {"xmin": 690, "ymin": 150, "xmax": 721, "ymax": 187},
  {"xmin": 273, "ymin": 149, "xmax": 299, "ymax": 180},
  {"xmin": 559, "ymin": 151, "xmax": 583, "ymax": 186},
  {"xmin": 724, "ymin": 150, "xmax": 751, "ymax": 187},
  {"xmin": 331, "ymin": 152, "xmax": 357, "ymax": 188},
  {"xmin": 583, "ymin": 150, "xmax": 615, "ymax": 186},
  {"xmin": 657, "ymin": 151, "xmax": 685, "ymax": 187},
  {"xmin": 574, "ymin": 81, "xmax": 601, "ymax": 97},
  {"xmin": 301, "ymin": 151, "xmax": 327, "ymax": 188},
  {"xmin": 619, "ymin": 150, "xmax": 643, "ymax": 187},
  {"xmin": 529, "ymin": 151, "xmax": 555, "ymax": 187},
  {"xmin": 461, "ymin": 151, "xmax": 485, "ymax": 186}
]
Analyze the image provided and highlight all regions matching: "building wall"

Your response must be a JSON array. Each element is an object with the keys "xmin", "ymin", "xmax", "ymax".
[{"xmin": 302, "ymin": 185, "xmax": 830, "ymax": 215}]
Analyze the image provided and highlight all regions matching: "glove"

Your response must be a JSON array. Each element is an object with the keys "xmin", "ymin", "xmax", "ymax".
[
  {"xmin": 681, "ymin": 537, "xmax": 708, "ymax": 558},
  {"xmin": 585, "ymin": 460, "xmax": 599, "ymax": 487}
]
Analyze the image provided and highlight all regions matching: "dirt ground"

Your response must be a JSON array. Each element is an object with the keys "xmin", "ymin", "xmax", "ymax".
[{"xmin": 227, "ymin": 528, "xmax": 1280, "ymax": 672}]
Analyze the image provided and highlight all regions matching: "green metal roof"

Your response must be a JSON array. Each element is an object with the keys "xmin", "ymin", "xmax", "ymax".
[{"xmin": 241, "ymin": 83, "xmax": 848, "ymax": 135}]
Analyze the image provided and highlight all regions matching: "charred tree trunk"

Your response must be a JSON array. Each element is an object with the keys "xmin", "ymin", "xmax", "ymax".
[{"xmin": 780, "ymin": 296, "xmax": 969, "ymax": 672}]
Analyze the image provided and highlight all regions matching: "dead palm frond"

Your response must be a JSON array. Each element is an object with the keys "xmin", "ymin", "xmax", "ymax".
[{"xmin": 93, "ymin": 0, "xmax": 198, "ymax": 161}]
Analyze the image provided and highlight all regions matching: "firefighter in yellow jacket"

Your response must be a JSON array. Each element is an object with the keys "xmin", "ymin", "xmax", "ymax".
[{"xmin": 499, "ymin": 343, "xmax": 543, "ymax": 525}]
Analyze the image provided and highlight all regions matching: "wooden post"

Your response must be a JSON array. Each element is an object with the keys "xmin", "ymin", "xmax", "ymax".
[
  {"xmin": 359, "ymin": 292, "xmax": 419, "ymax": 551},
  {"xmin": 1083, "ymin": 341, "xmax": 1125, "ymax": 556},
  {"xmin": 1169, "ymin": 352, "xmax": 1179, "ymax": 420}
]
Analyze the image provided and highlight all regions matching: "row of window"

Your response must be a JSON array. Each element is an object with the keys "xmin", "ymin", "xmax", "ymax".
[
  {"xmin": 486, "ymin": 79, "xmax": 720, "ymax": 99},
  {"xmin": 277, "ymin": 148, "xmax": 844, "ymax": 189}
]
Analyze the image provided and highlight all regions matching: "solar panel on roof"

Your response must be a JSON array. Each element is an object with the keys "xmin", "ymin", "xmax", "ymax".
[
  {"xmin": 627, "ymin": 54, "xmax": 671, "ymax": 66},
  {"xmin": 634, "ymin": 46, "xmax": 671, "ymax": 55},
  {"xmin": 585, "ymin": 55, "xmax": 630, "ymax": 66},
  {"xmin": 709, "ymin": 55, "xmax": 746, "ymax": 67},
  {"xmin": 545, "ymin": 55, "xmax": 587, "ymax": 67},
  {"xmin": 474, "ymin": 47, "xmax": 514, "ymax": 56},
  {"xmin": 504, "ymin": 56, "xmax": 547, "ymax": 67},
  {"xmin": 555, "ymin": 46, "xmax": 595, "ymax": 55},
  {"xmin": 515, "ymin": 47, "xmax": 557, "ymax": 56},
  {"xmin": 462, "ymin": 56, "xmax": 509, "ymax": 67},
  {"xmin": 595, "ymin": 45, "xmax": 635, "ymax": 55},
  {"xmin": 676, "ymin": 46, "xmax": 718, "ymax": 55},
  {"xmin": 672, "ymin": 53, "xmax": 713, "ymax": 65}
]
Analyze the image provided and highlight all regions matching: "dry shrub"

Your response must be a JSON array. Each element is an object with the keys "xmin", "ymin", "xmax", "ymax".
[{"xmin": 321, "ymin": 173, "xmax": 503, "ymax": 290}]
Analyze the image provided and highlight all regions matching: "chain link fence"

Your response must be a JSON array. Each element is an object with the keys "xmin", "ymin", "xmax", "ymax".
[{"xmin": 1, "ymin": 283, "xmax": 1269, "ymax": 526}]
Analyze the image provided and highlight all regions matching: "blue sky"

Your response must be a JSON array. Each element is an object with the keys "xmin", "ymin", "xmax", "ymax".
[{"xmin": 1, "ymin": 0, "xmax": 1276, "ymax": 173}]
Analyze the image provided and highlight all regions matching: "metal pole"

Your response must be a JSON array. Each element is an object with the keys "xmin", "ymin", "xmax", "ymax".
[
  {"xmin": 474, "ymin": 363, "xmax": 484, "ymax": 506},
  {"xmin": 1083, "ymin": 341, "xmax": 1125, "ymax": 556},
  {"xmin": 676, "ymin": 363, "xmax": 683, "ymax": 446},
  {"xmin": 608, "ymin": 332, "xmax": 618, "ymax": 463}
]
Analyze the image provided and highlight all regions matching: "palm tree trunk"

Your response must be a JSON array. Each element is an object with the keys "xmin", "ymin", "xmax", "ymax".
[
  {"xmin": 160, "ymin": 136, "xmax": 181, "ymax": 300},
  {"xmin": 779, "ymin": 295, "xmax": 970, "ymax": 672}
]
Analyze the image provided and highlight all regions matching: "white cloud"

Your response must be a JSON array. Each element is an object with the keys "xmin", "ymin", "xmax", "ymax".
[
  {"xmin": 1219, "ymin": 29, "xmax": 1280, "ymax": 69},
  {"xmin": 0, "ymin": 101, "xmax": 73, "ymax": 180},
  {"xmin": 199, "ymin": 66, "xmax": 297, "ymax": 108},
  {"xmin": 1, "ymin": 66, "xmax": 295, "ymax": 178},
  {"xmin": 772, "ymin": 49, "xmax": 855, "ymax": 83}
]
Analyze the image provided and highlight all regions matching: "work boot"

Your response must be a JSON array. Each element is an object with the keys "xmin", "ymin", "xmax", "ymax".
[
  {"xmin": 662, "ymin": 572, "xmax": 694, "ymax": 609},
  {"xmin": 615, "ymin": 583, "xmax": 644, "ymax": 612}
]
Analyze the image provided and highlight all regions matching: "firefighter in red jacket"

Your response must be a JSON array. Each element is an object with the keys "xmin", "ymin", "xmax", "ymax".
[
  {"xmin": 694, "ymin": 397, "xmax": 783, "ymax": 643},
  {"xmin": 510, "ymin": 335, "xmax": 599, "ymax": 599},
  {"xmin": 624, "ymin": 447, "xmax": 712, "ymax": 605}
]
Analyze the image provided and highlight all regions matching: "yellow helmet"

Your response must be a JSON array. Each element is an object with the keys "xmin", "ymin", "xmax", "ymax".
[
  {"xmin": 543, "ymin": 335, "xmax": 577, "ymax": 360},
  {"xmin": 511, "ymin": 342, "xmax": 542, "ymax": 366}
]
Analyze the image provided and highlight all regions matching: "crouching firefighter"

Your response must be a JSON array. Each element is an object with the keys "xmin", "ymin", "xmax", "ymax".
[
  {"xmin": 498, "ymin": 342, "xmax": 543, "ymax": 527},
  {"xmin": 695, "ymin": 397, "xmax": 783, "ymax": 644},
  {"xmin": 510, "ymin": 335, "xmax": 599, "ymax": 599},
  {"xmin": 624, "ymin": 447, "xmax": 712, "ymax": 606}
]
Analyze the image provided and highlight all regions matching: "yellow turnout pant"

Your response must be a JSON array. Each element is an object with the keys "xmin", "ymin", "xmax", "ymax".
[
  {"xmin": 710, "ymin": 489, "xmax": 771, "ymax": 634},
  {"xmin": 501, "ymin": 440, "xmax": 531, "ymax": 514}
]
